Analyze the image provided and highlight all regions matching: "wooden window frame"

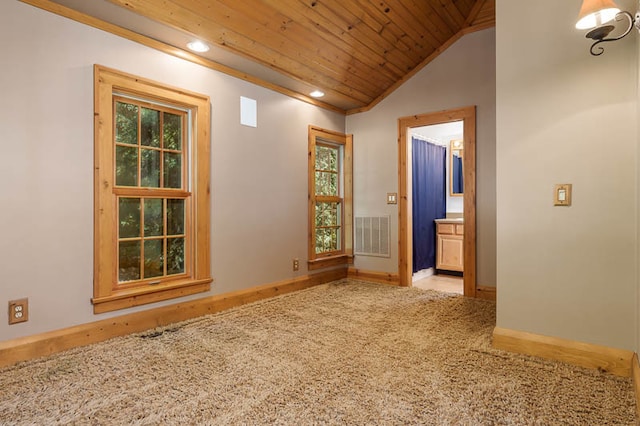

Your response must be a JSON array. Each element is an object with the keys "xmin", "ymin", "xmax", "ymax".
[
  {"xmin": 93, "ymin": 65, "xmax": 212, "ymax": 313},
  {"xmin": 308, "ymin": 126, "xmax": 353, "ymax": 270}
]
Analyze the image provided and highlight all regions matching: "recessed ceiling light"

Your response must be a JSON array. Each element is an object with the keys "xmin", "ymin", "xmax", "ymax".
[
  {"xmin": 187, "ymin": 40, "xmax": 210, "ymax": 53},
  {"xmin": 310, "ymin": 90, "xmax": 325, "ymax": 98}
]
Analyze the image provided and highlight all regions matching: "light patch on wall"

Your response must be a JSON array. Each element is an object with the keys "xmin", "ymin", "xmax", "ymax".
[{"xmin": 240, "ymin": 96, "xmax": 257, "ymax": 127}]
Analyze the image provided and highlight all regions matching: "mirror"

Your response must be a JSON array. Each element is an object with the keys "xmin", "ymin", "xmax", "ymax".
[{"xmin": 450, "ymin": 139, "xmax": 463, "ymax": 196}]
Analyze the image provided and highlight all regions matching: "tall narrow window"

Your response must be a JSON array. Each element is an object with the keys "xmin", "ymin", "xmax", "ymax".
[
  {"xmin": 315, "ymin": 143, "xmax": 341, "ymax": 254},
  {"xmin": 94, "ymin": 65, "xmax": 211, "ymax": 313},
  {"xmin": 114, "ymin": 99, "xmax": 188, "ymax": 285},
  {"xmin": 308, "ymin": 126, "xmax": 353, "ymax": 270}
]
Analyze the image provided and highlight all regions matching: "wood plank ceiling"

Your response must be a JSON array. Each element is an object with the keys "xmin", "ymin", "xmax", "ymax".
[{"xmin": 33, "ymin": 0, "xmax": 495, "ymax": 113}]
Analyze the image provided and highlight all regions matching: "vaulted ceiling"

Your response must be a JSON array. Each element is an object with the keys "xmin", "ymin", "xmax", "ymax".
[{"xmin": 25, "ymin": 0, "xmax": 495, "ymax": 114}]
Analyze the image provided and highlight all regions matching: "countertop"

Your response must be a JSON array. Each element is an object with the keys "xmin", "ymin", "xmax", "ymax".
[{"xmin": 434, "ymin": 218, "xmax": 464, "ymax": 223}]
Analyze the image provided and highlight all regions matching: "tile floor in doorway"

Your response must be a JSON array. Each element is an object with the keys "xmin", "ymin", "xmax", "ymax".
[{"xmin": 413, "ymin": 274, "xmax": 463, "ymax": 295}]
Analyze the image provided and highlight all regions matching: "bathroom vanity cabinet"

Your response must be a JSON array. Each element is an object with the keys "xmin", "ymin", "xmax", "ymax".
[{"xmin": 435, "ymin": 219, "xmax": 464, "ymax": 272}]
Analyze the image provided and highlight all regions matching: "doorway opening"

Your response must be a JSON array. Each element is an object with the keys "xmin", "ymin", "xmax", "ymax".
[
  {"xmin": 410, "ymin": 121, "xmax": 464, "ymax": 295},
  {"xmin": 397, "ymin": 106, "xmax": 476, "ymax": 297}
]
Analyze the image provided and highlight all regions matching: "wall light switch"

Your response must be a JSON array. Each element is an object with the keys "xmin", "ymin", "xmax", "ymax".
[
  {"xmin": 387, "ymin": 193, "xmax": 397, "ymax": 204},
  {"xmin": 554, "ymin": 184, "xmax": 572, "ymax": 206}
]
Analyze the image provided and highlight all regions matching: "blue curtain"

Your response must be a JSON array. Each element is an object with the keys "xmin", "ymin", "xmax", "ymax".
[
  {"xmin": 412, "ymin": 138, "xmax": 446, "ymax": 273},
  {"xmin": 452, "ymin": 154, "xmax": 464, "ymax": 193}
]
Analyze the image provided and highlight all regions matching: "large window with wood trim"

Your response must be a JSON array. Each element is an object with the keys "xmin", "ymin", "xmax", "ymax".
[
  {"xmin": 93, "ymin": 65, "xmax": 211, "ymax": 313},
  {"xmin": 308, "ymin": 126, "xmax": 353, "ymax": 270}
]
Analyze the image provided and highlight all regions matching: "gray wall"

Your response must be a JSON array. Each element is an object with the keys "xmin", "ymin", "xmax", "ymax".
[
  {"xmin": 346, "ymin": 29, "xmax": 497, "ymax": 288},
  {"xmin": 496, "ymin": 0, "xmax": 638, "ymax": 350},
  {"xmin": 0, "ymin": 2, "xmax": 344, "ymax": 341}
]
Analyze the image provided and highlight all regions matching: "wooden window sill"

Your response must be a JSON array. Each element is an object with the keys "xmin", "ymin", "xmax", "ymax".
[
  {"xmin": 307, "ymin": 254, "xmax": 354, "ymax": 271},
  {"xmin": 92, "ymin": 278, "xmax": 212, "ymax": 314}
]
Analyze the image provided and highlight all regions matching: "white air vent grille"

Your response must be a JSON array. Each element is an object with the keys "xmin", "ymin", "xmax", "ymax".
[{"xmin": 355, "ymin": 216, "xmax": 390, "ymax": 257}]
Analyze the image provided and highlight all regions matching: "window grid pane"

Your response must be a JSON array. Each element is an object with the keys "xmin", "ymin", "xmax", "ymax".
[
  {"xmin": 115, "ymin": 102, "xmax": 138, "ymax": 145},
  {"xmin": 144, "ymin": 198, "xmax": 163, "ymax": 237},
  {"xmin": 315, "ymin": 201, "xmax": 341, "ymax": 254},
  {"xmin": 315, "ymin": 171, "xmax": 339, "ymax": 196},
  {"xmin": 315, "ymin": 227, "xmax": 341, "ymax": 254},
  {"xmin": 113, "ymin": 97, "xmax": 189, "ymax": 287},
  {"xmin": 144, "ymin": 239, "xmax": 164, "ymax": 279},
  {"xmin": 115, "ymin": 145, "xmax": 138, "ymax": 186},
  {"xmin": 114, "ymin": 99, "xmax": 185, "ymax": 190},
  {"xmin": 315, "ymin": 144, "xmax": 339, "ymax": 197},
  {"xmin": 167, "ymin": 199, "xmax": 185, "ymax": 235},
  {"xmin": 167, "ymin": 237, "xmax": 185, "ymax": 275},
  {"xmin": 164, "ymin": 152, "xmax": 182, "ymax": 188},
  {"xmin": 163, "ymin": 112, "xmax": 182, "ymax": 150},
  {"xmin": 315, "ymin": 145, "xmax": 338, "ymax": 172},
  {"xmin": 119, "ymin": 240, "xmax": 141, "ymax": 282},
  {"xmin": 117, "ymin": 196, "xmax": 187, "ymax": 284},
  {"xmin": 119, "ymin": 198, "xmax": 141, "ymax": 239},
  {"xmin": 141, "ymin": 148, "xmax": 161, "ymax": 187},
  {"xmin": 314, "ymin": 142, "xmax": 342, "ymax": 255},
  {"xmin": 141, "ymin": 107, "xmax": 160, "ymax": 147}
]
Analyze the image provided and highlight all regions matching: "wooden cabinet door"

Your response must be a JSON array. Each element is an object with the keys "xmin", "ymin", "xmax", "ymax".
[{"xmin": 436, "ymin": 224, "xmax": 464, "ymax": 272}]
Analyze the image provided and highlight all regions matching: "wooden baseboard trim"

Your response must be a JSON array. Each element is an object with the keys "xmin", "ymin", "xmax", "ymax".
[
  {"xmin": 492, "ymin": 327, "xmax": 633, "ymax": 377},
  {"xmin": 0, "ymin": 268, "xmax": 347, "ymax": 369},
  {"xmin": 347, "ymin": 267, "xmax": 400, "ymax": 286},
  {"xmin": 476, "ymin": 285, "xmax": 496, "ymax": 301},
  {"xmin": 632, "ymin": 353, "xmax": 640, "ymax": 419}
]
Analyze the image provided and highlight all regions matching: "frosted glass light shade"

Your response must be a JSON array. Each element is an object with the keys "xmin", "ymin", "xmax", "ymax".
[{"xmin": 576, "ymin": 0, "xmax": 621, "ymax": 29}]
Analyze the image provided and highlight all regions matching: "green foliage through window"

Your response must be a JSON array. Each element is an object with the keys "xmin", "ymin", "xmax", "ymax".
[
  {"xmin": 114, "ymin": 100, "xmax": 184, "ymax": 189},
  {"xmin": 141, "ymin": 107, "xmax": 160, "ymax": 147},
  {"xmin": 315, "ymin": 145, "xmax": 338, "ymax": 196},
  {"xmin": 117, "ymin": 197, "xmax": 186, "ymax": 283},
  {"xmin": 115, "ymin": 102, "xmax": 138, "ymax": 145},
  {"xmin": 315, "ymin": 202, "xmax": 341, "ymax": 253},
  {"xmin": 114, "ymin": 99, "xmax": 188, "ymax": 283},
  {"xmin": 314, "ymin": 142, "xmax": 342, "ymax": 255}
]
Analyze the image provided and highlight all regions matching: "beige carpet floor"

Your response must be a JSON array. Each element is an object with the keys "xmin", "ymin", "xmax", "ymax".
[{"xmin": 0, "ymin": 279, "xmax": 635, "ymax": 425}]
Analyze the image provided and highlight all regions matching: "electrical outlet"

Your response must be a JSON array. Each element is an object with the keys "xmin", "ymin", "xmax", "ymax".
[
  {"xmin": 293, "ymin": 258, "xmax": 300, "ymax": 271},
  {"xmin": 8, "ymin": 298, "xmax": 28, "ymax": 325}
]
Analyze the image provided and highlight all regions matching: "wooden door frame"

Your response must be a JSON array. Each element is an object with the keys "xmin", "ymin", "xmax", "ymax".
[{"xmin": 398, "ymin": 106, "xmax": 477, "ymax": 297}]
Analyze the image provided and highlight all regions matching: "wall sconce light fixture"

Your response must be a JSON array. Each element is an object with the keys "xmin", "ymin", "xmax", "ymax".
[{"xmin": 576, "ymin": 0, "xmax": 640, "ymax": 55}]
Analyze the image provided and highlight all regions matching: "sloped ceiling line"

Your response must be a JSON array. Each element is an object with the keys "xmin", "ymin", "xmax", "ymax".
[{"xmin": 23, "ymin": 0, "xmax": 495, "ymax": 114}]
